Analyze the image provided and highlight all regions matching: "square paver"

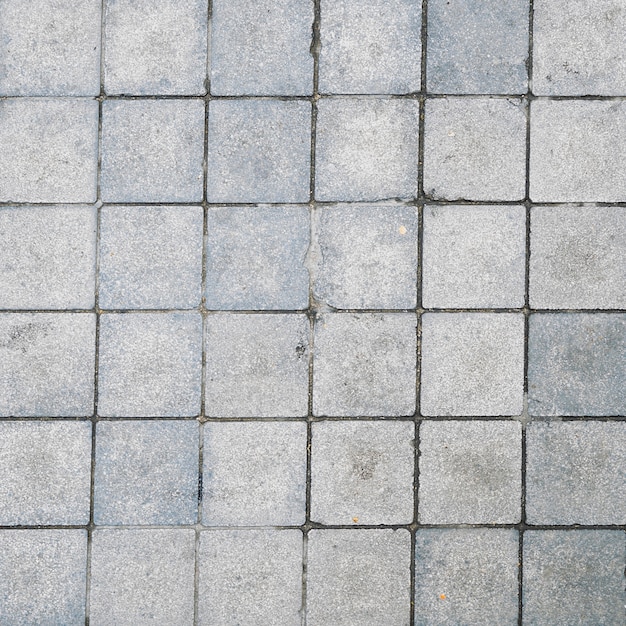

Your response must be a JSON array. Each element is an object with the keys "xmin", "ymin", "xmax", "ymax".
[
  {"xmin": 0, "ymin": 313, "xmax": 95, "ymax": 417},
  {"xmin": 414, "ymin": 529, "xmax": 519, "ymax": 626},
  {"xmin": 0, "ymin": 530, "xmax": 87, "ymax": 626},
  {"xmin": 0, "ymin": 206, "xmax": 96, "ymax": 310},
  {"xmin": 205, "ymin": 314, "xmax": 309, "ymax": 418},
  {"xmin": 202, "ymin": 422, "xmax": 307, "ymax": 526},
  {"xmin": 101, "ymin": 99, "xmax": 204, "ymax": 203},
  {"xmin": 528, "ymin": 314, "xmax": 626, "ymax": 416},
  {"xmin": 94, "ymin": 420, "xmax": 199, "ymax": 525},
  {"xmin": 0, "ymin": 422, "xmax": 91, "ymax": 525},
  {"xmin": 99, "ymin": 205, "xmax": 203, "ymax": 309},
  {"xmin": 529, "ymin": 100, "xmax": 626, "ymax": 202},
  {"xmin": 210, "ymin": 0, "xmax": 313, "ymax": 96},
  {"xmin": 307, "ymin": 529, "xmax": 411, "ymax": 626},
  {"xmin": 0, "ymin": 99, "xmax": 98, "ymax": 203},
  {"xmin": 313, "ymin": 205, "xmax": 418, "ymax": 309},
  {"xmin": 206, "ymin": 206, "xmax": 309, "ymax": 310},
  {"xmin": 206, "ymin": 100, "xmax": 311, "ymax": 203},
  {"xmin": 98, "ymin": 313, "xmax": 202, "ymax": 417},
  {"xmin": 198, "ymin": 530, "xmax": 303, "ymax": 626},
  {"xmin": 313, "ymin": 313, "xmax": 417, "ymax": 417},
  {"xmin": 523, "ymin": 531, "xmax": 626, "ymax": 626},
  {"xmin": 0, "ymin": 0, "xmax": 100, "ymax": 96},
  {"xmin": 319, "ymin": 0, "xmax": 421, "ymax": 94},
  {"xmin": 315, "ymin": 98, "xmax": 419, "ymax": 201},
  {"xmin": 420, "ymin": 313, "xmax": 524, "ymax": 416},
  {"xmin": 89, "ymin": 529, "xmax": 195, "ymax": 626},
  {"xmin": 423, "ymin": 97, "xmax": 527, "ymax": 201},
  {"xmin": 104, "ymin": 0, "xmax": 208, "ymax": 95},
  {"xmin": 422, "ymin": 205, "xmax": 526, "ymax": 309},
  {"xmin": 418, "ymin": 421, "xmax": 522, "ymax": 524},
  {"xmin": 311, "ymin": 421, "xmax": 414, "ymax": 525}
]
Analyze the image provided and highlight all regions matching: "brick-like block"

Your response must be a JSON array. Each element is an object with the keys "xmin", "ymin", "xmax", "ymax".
[
  {"xmin": 528, "ymin": 313, "xmax": 626, "ymax": 416},
  {"xmin": 313, "ymin": 313, "xmax": 417, "ymax": 417}
]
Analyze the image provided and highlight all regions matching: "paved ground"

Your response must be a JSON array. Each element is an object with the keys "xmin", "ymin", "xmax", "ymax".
[{"xmin": 0, "ymin": 0, "xmax": 625, "ymax": 624}]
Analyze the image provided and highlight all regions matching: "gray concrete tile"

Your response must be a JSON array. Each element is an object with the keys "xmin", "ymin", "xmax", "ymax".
[
  {"xmin": 528, "ymin": 313, "xmax": 626, "ymax": 416},
  {"xmin": 313, "ymin": 313, "xmax": 417, "ymax": 417}
]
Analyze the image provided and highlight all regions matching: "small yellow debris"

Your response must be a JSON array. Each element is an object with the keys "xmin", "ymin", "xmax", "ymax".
[
  {"xmin": 447, "ymin": 130, "xmax": 456, "ymax": 137},
  {"xmin": 352, "ymin": 517, "xmax": 359, "ymax": 524},
  {"xmin": 398, "ymin": 225, "xmax": 407, "ymax": 235},
  {"xmin": 439, "ymin": 594, "xmax": 446, "ymax": 600}
]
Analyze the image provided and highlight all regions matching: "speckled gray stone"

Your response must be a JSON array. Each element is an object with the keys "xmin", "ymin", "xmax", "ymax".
[
  {"xmin": 203, "ymin": 421, "xmax": 307, "ymax": 526},
  {"xmin": 529, "ymin": 100, "xmax": 626, "ymax": 202},
  {"xmin": 206, "ymin": 100, "xmax": 311, "ymax": 203},
  {"xmin": 423, "ymin": 97, "xmax": 527, "ymax": 201},
  {"xmin": 307, "ymin": 529, "xmax": 411, "ymax": 626},
  {"xmin": 211, "ymin": 0, "xmax": 313, "ymax": 96},
  {"xmin": 205, "ymin": 314, "xmax": 309, "ymax": 418},
  {"xmin": 0, "ymin": 422, "xmax": 91, "ymax": 525},
  {"xmin": 313, "ymin": 313, "xmax": 417, "ymax": 417},
  {"xmin": 99, "ymin": 205, "xmax": 203, "ymax": 309},
  {"xmin": 315, "ymin": 98, "xmax": 420, "ymax": 201},
  {"xmin": 0, "ymin": 99, "xmax": 98, "ymax": 203},
  {"xmin": 420, "ymin": 313, "xmax": 525, "ymax": 416},
  {"xmin": 414, "ymin": 529, "xmax": 519, "ymax": 626},
  {"xmin": 528, "ymin": 314, "xmax": 626, "ymax": 416},
  {"xmin": 0, "ymin": 0, "xmax": 101, "ymax": 96},
  {"xmin": 101, "ymin": 99, "xmax": 205, "ymax": 203},
  {"xmin": 422, "ymin": 205, "xmax": 526, "ymax": 309},
  {"xmin": 198, "ymin": 530, "xmax": 303, "ymax": 626},
  {"xmin": 0, "ymin": 530, "xmax": 87, "ymax": 626},
  {"xmin": 523, "ymin": 530, "xmax": 626, "ymax": 626},
  {"xmin": 206, "ymin": 206, "xmax": 309, "ymax": 310},
  {"xmin": 0, "ymin": 206, "xmax": 96, "ymax": 310},
  {"xmin": 313, "ymin": 205, "xmax": 418, "ymax": 309},
  {"xmin": 94, "ymin": 420, "xmax": 199, "ymax": 525},
  {"xmin": 0, "ymin": 313, "xmax": 95, "ymax": 417},
  {"xmin": 98, "ymin": 313, "xmax": 202, "ymax": 417},
  {"xmin": 104, "ymin": 0, "xmax": 208, "ymax": 95},
  {"xmin": 319, "ymin": 0, "xmax": 421, "ymax": 94},
  {"xmin": 311, "ymin": 421, "xmax": 414, "ymax": 525},
  {"xmin": 418, "ymin": 421, "xmax": 521, "ymax": 524},
  {"xmin": 89, "ymin": 529, "xmax": 195, "ymax": 626}
]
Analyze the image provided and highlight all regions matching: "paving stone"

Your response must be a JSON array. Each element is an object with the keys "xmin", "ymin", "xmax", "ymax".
[
  {"xmin": 529, "ymin": 100, "xmax": 626, "ymax": 202},
  {"xmin": 533, "ymin": 0, "xmax": 626, "ymax": 95},
  {"xmin": 0, "ymin": 313, "xmax": 95, "ymax": 417},
  {"xmin": 101, "ymin": 99, "xmax": 205, "ymax": 203},
  {"xmin": 313, "ymin": 204, "xmax": 418, "ymax": 309},
  {"xmin": 99, "ymin": 205, "xmax": 203, "ymax": 310},
  {"xmin": 420, "ymin": 313, "xmax": 524, "ymax": 416},
  {"xmin": 202, "ymin": 421, "xmax": 307, "ymax": 526},
  {"xmin": 94, "ymin": 420, "xmax": 199, "ymax": 525},
  {"xmin": 418, "ymin": 421, "xmax": 521, "ymax": 524},
  {"xmin": 423, "ymin": 97, "xmax": 527, "ymax": 201},
  {"xmin": 0, "ymin": 530, "xmax": 87, "ymax": 626},
  {"xmin": 206, "ymin": 100, "xmax": 310, "ymax": 203},
  {"xmin": 319, "ymin": 0, "xmax": 421, "ymax": 94},
  {"xmin": 206, "ymin": 206, "xmax": 309, "ymax": 310},
  {"xmin": 0, "ymin": 206, "xmax": 96, "ymax": 310},
  {"xmin": 104, "ymin": 0, "xmax": 208, "ymax": 95},
  {"xmin": 528, "ymin": 313, "xmax": 626, "ymax": 416},
  {"xmin": 313, "ymin": 313, "xmax": 417, "ymax": 417},
  {"xmin": 0, "ymin": 0, "xmax": 100, "ymax": 96},
  {"xmin": 98, "ymin": 313, "xmax": 202, "ymax": 417},
  {"xmin": 414, "ymin": 529, "xmax": 519, "ymax": 626},
  {"xmin": 422, "ymin": 205, "xmax": 526, "ymax": 309},
  {"xmin": 306, "ymin": 529, "xmax": 411, "ymax": 626},
  {"xmin": 198, "ymin": 529, "xmax": 303, "ymax": 626},
  {"xmin": 89, "ymin": 528, "xmax": 195, "ymax": 626},
  {"xmin": 210, "ymin": 0, "xmax": 313, "ymax": 96},
  {"xmin": 523, "ymin": 530, "xmax": 626, "ymax": 625},
  {"xmin": 205, "ymin": 314, "xmax": 309, "ymax": 418},
  {"xmin": 0, "ymin": 98, "xmax": 98, "ymax": 203},
  {"xmin": 311, "ymin": 421, "xmax": 414, "ymax": 525}
]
